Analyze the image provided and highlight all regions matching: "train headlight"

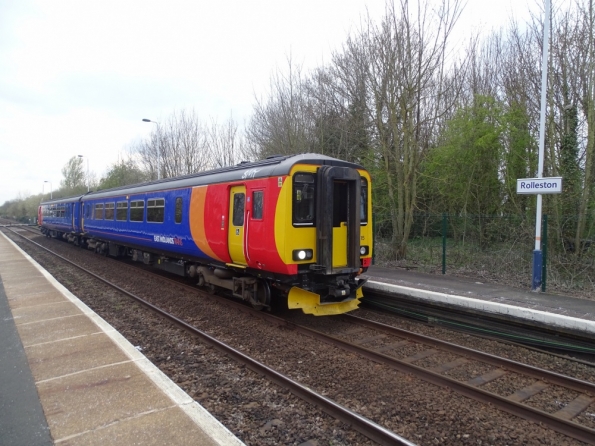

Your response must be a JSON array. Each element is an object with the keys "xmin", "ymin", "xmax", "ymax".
[
  {"xmin": 359, "ymin": 246, "xmax": 369, "ymax": 256},
  {"xmin": 292, "ymin": 249, "xmax": 313, "ymax": 261}
]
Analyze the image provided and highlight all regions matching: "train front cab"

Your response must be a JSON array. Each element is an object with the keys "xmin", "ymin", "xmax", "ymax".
[{"xmin": 282, "ymin": 163, "xmax": 372, "ymax": 315}]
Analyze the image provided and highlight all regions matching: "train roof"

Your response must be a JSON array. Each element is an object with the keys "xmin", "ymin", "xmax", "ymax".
[
  {"xmin": 83, "ymin": 153, "xmax": 364, "ymax": 200},
  {"xmin": 40, "ymin": 193, "xmax": 89, "ymax": 206}
]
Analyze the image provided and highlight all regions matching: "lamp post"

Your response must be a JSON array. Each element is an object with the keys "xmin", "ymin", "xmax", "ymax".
[
  {"xmin": 142, "ymin": 118, "xmax": 160, "ymax": 180},
  {"xmin": 78, "ymin": 155, "xmax": 89, "ymax": 192},
  {"xmin": 44, "ymin": 180, "xmax": 52, "ymax": 199}
]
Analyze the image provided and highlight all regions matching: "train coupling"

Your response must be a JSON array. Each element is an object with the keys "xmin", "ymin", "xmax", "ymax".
[{"xmin": 287, "ymin": 279, "xmax": 366, "ymax": 316}]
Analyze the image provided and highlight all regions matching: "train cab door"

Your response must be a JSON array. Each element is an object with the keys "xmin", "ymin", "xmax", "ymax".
[
  {"xmin": 316, "ymin": 166, "xmax": 361, "ymax": 274},
  {"xmin": 332, "ymin": 182, "xmax": 348, "ymax": 268},
  {"xmin": 228, "ymin": 185, "xmax": 248, "ymax": 266}
]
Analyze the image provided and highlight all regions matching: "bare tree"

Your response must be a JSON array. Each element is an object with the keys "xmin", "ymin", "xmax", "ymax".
[
  {"xmin": 361, "ymin": 0, "xmax": 464, "ymax": 259},
  {"xmin": 245, "ymin": 57, "xmax": 311, "ymax": 159},
  {"xmin": 573, "ymin": 0, "xmax": 595, "ymax": 251},
  {"xmin": 207, "ymin": 115, "xmax": 240, "ymax": 168},
  {"xmin": 135, "ymin": 109, "xmax": 211, "ymax": 179}
]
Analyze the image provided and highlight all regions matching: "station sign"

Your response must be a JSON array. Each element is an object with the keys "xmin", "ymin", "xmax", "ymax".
[{"xmin": 516, "ymin": 177, "xmax": 563, "ymax": 194}]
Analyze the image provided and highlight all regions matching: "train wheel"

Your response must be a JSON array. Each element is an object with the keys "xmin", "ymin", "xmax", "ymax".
[{"xmin": 251, "ymin": 280, "xmax": 271, "ymax": 311}]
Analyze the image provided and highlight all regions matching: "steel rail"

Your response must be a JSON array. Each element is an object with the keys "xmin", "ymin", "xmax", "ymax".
[
  {"xmin": 344, "ymin": 314, "xmax": 595, "ymax": 395},
  {"xmin": 4, "ymin": 228, "xmax": 416, "ymax": 446},
  {"xmin": 274, "ymin": 316, "xmax": 595, "ymax": 444}
]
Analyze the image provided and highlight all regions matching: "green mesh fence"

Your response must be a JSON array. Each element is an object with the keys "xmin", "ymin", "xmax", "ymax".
[{"xmin": 373, "ymin": 213, "xmax": 595, "ymax": 295}]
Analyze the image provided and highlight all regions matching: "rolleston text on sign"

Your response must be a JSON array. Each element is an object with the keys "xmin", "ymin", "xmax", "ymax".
[{"xmin": 516, "ymin": 177, "xmax": 563, "ymax": 194}]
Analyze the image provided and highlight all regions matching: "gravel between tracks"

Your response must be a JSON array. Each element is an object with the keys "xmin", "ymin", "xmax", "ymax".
[{"xmin": 6, "ymin": 229, "xmax": 594, "ymax": 445}]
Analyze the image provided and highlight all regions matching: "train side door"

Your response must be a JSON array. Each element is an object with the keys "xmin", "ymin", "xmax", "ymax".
[{"xmin": 228, "ymin": 185, "xmax": 247, "ymax": 266}]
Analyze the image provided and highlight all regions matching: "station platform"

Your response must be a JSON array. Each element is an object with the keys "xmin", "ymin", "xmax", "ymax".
[
  {"xmin": 363, "ymin": 266, "xmax": 595, "ymax": 338},
  {"xmin": 0, "ymin": 232, "xmax": 244, "ymax": 446}
]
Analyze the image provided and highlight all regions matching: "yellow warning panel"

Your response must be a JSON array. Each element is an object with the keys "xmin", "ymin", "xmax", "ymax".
[{"xmin": 288, "ymin": 287, "xmax": 360, "ymax": 316}]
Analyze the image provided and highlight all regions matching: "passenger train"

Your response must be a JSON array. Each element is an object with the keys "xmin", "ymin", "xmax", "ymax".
[{"xmin": 38, "ymin": 154, "xmax": 372, "ymax": 315}]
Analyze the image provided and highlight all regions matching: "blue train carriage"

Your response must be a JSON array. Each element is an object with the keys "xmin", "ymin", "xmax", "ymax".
[
  {"xmin": 79, "ymin": 184, "xmax": 196, "ymax": 260},
  {"xmin": 39, "ymin": 195, "xmax": 84, "ymax": 243}
]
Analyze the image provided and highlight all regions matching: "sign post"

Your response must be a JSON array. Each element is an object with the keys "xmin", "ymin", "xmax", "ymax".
[
  {"xmin": 516, "ymin": 177, "xmax": 562, "ymax": 292},
  {"xmin": 529, "ymin": 0, "xmax": 551, "ymax": 292}
]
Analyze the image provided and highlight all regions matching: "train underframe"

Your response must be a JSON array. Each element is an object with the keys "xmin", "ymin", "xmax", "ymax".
[{"xmin": 40, "ymin": 228, "xmax": 365, "ymax": 316}]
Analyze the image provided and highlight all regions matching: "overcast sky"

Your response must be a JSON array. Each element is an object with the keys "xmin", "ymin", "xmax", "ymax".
[{"xmin": 0, "ymin": 0, "xmax": 535, "ymax": 205}]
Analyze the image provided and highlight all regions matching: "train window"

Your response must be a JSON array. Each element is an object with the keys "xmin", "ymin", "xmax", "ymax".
[
  {"xmin": 116, "ymin": 202, "xmax": 128, "ymax": 221},
  {"xmin": 175, "ymin": 197, "xmax": 183, "ymax": 224},
  {"xmin": 333, "ymin": 182, "xmax": 348, "ymax": 227},
  {"xmin": 360, "ymin": 178, "xmax": 368, "ymax": 225},
  {"xmin": 105, "ymin": 203, "xmax": 115, "ymax": 220},
  {"xmin": 232, "ymin": 193, "xmax": 245, "ymax": 226},
  {"xmin": 293, "ymin": 173, "xmax": 315, "ymax": 226},
  {"xmin": 252, "ymin": 191, "xmax": 263, "ymax": 220},
  {"xmin": 147, "ymin": 198, "xmax": 165, "ymax": 223},
  {"xmin": 94, "ymin": 203, "xmax": 104, "ymax": 220},
  {"xmin": 130, "ymin": 200, "xmax": 144, "ymax": 222}
]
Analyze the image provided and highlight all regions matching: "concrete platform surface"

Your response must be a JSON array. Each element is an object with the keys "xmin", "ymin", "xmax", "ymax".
[
  {"xmin": 363, "ymin": 265, "xmax": 595, "ymax": 337},
  {"xmin": 0, "ymin": 232, "xmax": 244, "ymax": 446}
]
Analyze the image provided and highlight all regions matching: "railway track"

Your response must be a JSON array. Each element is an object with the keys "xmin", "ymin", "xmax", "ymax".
[
  {"xmin": 3, "ymin": 226, "xmax": 414, "ymax": 446},
  {"xmin": 296, "ymin": 314, "xmax": 595, "ymax": 444},
  {"xmin": 5, "ymin": 225, "xmax": 595, "ymax": 444}
]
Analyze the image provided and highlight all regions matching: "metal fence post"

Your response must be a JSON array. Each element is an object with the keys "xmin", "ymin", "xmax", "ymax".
[
  {"xmin": 542, "ymin": 214, "xmax": 548, "ymax": 292},
  {"xmin": 442, "ymin": 213, "xmax": 447, "ymax": 274}
]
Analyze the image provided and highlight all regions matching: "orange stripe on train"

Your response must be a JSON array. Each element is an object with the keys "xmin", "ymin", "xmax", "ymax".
[{"xmin": 189, "ymin": 186, "xmax": 223, "ymax": 262}]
